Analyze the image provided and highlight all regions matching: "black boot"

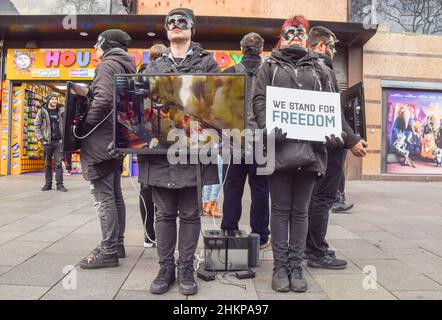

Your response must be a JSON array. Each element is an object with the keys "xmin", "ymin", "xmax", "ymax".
[
  {"xmin": 41, "ymin": 184, "xmax": 52, "ymax": 191},
  {"xmin": 56, "ymin": 184, "xmax": 68, "ymax": 192},
  {"xmin": 79, "ymin": 251, "xmax": 119, "ymax": 269},
  {"xmin": 150, "ymin": 265, "xmax": 176, "ymax": 294},
  {"xmin": 177, "ymin": 265, "xmax": 198, "ymax": 295}
]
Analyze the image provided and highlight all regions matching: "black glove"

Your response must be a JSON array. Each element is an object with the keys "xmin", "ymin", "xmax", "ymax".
[
  {"xmin": 325, "ymin": 131, "xmax": 347, "ymax": 148},
  {"xmin": 268, "ymin": 127, "xmax": 287, "ymax": 145},
  {"xmin": 107, "ymin": 142, "xmax": 126, "ymax": 160}
]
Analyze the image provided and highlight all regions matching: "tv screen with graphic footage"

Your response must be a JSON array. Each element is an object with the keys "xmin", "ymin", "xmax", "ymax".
[{"xmin": 114, "ymin": 73, "xmax": 246, "ymax": 154}]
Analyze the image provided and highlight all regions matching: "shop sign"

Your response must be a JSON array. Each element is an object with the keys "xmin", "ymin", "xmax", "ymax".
[{"xmin": 7, "ymin": 48, "xmax": 269, "ymax": 81}]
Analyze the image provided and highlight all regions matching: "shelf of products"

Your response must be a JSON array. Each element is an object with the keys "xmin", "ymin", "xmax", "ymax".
[{"xmin": 23, "ymin": 89, "xmax": 43, "ymax": 160}]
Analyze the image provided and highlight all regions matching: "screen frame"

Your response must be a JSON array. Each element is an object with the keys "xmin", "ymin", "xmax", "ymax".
[{"xmin": 113, "ymin": 72, "xmax": 248, "ymax": 155}]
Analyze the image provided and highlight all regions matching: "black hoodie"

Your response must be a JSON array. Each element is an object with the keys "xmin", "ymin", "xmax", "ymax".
[
  {"xmin": 80, "ymin": 48, "xmax": 137, "ymax": 181},
  {"xmin": 315, "ymin": 52, "xmax": 361, "ymax": 149}
]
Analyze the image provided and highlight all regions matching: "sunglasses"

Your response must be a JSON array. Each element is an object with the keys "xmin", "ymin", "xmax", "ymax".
[
  {"xmin": 165, "ymin": 15, "xmax": 194, "ymax": 32},
  {"xmin": 281, "ymin": 26, "xmax": 308, "ymax": 41},
  {"xmin": 94, "ymin": 36, "xmax": 105, "ymax": 50}
]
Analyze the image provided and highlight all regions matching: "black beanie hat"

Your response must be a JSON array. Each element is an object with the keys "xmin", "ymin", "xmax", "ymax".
[
  {"xmin": 165, "ymin": 8, "xmax": 196, "ymax": 34},
  {"xmin": 97, "ymin": 29, "xmax": 132, "ymax": 52}
]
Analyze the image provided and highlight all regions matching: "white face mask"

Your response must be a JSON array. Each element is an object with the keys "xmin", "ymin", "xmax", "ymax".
[{"xmin": 94, "ymin": 36, "xmax": 106, "ymax": 50}]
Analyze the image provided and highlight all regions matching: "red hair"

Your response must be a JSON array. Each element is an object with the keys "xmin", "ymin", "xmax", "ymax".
[{"xmin": 276, "ymin": 15, "xmax": 310, "ymax": 48}]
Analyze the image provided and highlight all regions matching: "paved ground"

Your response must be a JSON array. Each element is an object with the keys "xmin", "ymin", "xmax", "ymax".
[{"xmin": 0, "ymin": 175, "xmax": 441, "ymax": 300}]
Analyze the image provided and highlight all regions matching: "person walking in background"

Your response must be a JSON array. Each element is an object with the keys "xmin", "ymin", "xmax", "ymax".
[
  {"xmin": 221, "ymin": 32, "xmax": 270, "ymax": 249},
  {"xmin": 202, "ymin": 154, "xmax": 223, "ymax": 218},
  {"xmin": 253, "ymin": 15, "xmax": 334, "ymax": 293},
  {"xmin": 331, "ymin": 169, "xmax": 354, "ymax": 212},
  {"xmin": 35, "ymin": 93, "xmax": 67, "ymax": 192},
  {"xmin": 138, "ymin": 43, "xmax": 167, "ymax": 248}
]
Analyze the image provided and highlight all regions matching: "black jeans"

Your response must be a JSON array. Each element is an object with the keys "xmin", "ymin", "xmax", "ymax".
[
  {"xmin": 221, "ymin": 162, "xmax": 270, "ymax": 244},
  {"xmin": 337, "ymin": 150, "xmax": 348, "ymax": 193},
  {"xmin": 43, "ymin": 141, "xmax": 63, "ymax": 186},
  {"xmin": 268, "ymin": 170, "xmax": 317, "ymax": 268},
  {"xmin": 139, "ymin": 184, "xmax": 156, "ymax": 241},
  {"xmin": 306, "ymin": 147, "xmax": 346, "ymax": 258},
  {"xmin": 90, "ymin": 169, "xmax": 126, "ymax": 255},
  {"xmin": 152, "ymin": 186, "xmax": 200, "ymax": 268}
]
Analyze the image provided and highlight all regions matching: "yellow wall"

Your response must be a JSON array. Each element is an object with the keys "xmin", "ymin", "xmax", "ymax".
[
  {"xmin": 137, "ymin": 0, "xmax": 348, "ymax": 21},
  {"xmin": 362, "ymin": 30, "xmax": 442, "ymax": 177}
]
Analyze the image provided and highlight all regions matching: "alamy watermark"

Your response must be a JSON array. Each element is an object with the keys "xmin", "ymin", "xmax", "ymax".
[{"xmin": 166, "ymin": 122, "xmax": 276, "ymax": 175}]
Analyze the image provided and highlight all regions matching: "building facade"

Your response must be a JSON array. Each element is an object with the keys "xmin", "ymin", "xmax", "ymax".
[{"xmin": 1, "ymin": 0, "xmax": 441, "ymax": 180}]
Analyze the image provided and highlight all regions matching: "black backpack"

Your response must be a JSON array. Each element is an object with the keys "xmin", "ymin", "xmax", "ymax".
[{"xmin": 234, "ymin": 62, "xmax": 260, "ymax": 109}]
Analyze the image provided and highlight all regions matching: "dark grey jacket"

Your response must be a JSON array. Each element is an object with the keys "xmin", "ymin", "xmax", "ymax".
[
  {"xmin": 223, "ymin": 53, "xmax": 262, "ymax": 130},
  {"xmin": 253, "ymin": 47, "xmax": 333, "ymax": 176},
  {"xmin": 35, "ymin": 104, "xmax": 64, "ymax": 144},
  {"xmin": 80, "ymin": 48, "xmax": 137, "ymax": 181},
  {"xmin": 138, "ymin": 42, "xmax": 220, "ymax": 189},
  {"xmin": 316, "ymin": 53, "xmax": 361, "ymax": 149}
]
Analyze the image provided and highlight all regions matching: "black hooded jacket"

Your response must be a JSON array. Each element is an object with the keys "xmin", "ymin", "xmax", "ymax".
[
  {"xmin": 253, "ymin": 46, "xmax": 334, "ymax": 176},
  {"xmin": 80, "ymin": 48, "xmax": 137, "ymax": 181},
  {"xmin": 316, "ymin": 53, "xmax": 361, "ymax": 149}
]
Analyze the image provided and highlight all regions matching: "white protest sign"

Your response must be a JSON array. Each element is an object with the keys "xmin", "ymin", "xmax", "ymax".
[{"xmin": 266, "ymin": 86, "xmax": 342, "ymax": 142}]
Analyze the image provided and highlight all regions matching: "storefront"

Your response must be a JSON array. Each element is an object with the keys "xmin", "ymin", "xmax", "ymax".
[
  {"xmin": 0, "ymin": 14, "xmax": 376, "ymax": 177},
  {"xmin": 0, "ymin": 46, "xmax": 265, "ymax": 176}
]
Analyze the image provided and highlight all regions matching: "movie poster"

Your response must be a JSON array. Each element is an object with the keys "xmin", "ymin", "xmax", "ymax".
[{"xmin": 385, "ymin": 89, "xmax": 442, "ymax": 175}]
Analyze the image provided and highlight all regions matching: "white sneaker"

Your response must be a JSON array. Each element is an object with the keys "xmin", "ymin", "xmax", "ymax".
[{"xmin": 144, "ymin": 241, "xmax": 154, "ymax": 248}]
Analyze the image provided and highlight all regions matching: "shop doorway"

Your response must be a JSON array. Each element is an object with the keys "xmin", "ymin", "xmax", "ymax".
[{"xmin": 6, "ymin": 81, "xmax": 89, "ymax": 176}]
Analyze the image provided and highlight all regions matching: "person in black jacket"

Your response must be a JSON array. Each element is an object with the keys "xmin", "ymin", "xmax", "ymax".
[
  {"xmin": 138, "ymin": 8, "xmax": 220, "ymax": 296},
  {"xmin": 253, "ymin": 15, "xmax": 335, "ymax": 293},
  {"xmin": 35, "ymin": 93, "xmax": 67, "ymax": 192},
  {"xmin": 79, "ymin": 29, "xmax": 137, "ymax": 270},
  {"xmin": 221, "ymin": 32, "xmax": 271, "ymax": 249},
  {"xmin": 305, "ymin": 26, "xmax": 368, "ymax": 270}
]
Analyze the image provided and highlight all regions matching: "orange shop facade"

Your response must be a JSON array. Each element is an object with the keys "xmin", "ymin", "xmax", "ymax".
[{"xmin": 0, "ymin": 47, "xmax": 251, "ymax": 176}]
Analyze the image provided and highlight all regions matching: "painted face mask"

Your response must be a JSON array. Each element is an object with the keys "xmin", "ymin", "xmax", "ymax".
[
  {"xmin": 281, "ymin": 26, "xmax": 308, "ymax": 41},
  {"xmin": 94, "ymin": 35, "xmax": 106, "ymax": 50},
  {"xmin": 326, "ymin": 38, "xmax": 338, "ymax": 54},
  {"xmin": 165, "ymin": 15, "xmax": 194, "ymax": 31}
]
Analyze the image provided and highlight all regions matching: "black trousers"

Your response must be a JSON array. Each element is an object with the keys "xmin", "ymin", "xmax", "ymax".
[
  {"xmin": 43, "ymin": 141, "xmax": 63, "ymax": 186},
  {"xmin": 306, "ymin": 147, "xmax": 346, "ymax": 258},
  {"xmin": 139, "ymin": 184, "xmax": 156, "ymax": 241},
  {"xmin": 221, "ymin": 162, "xmax": 270, "ymax": 245},
  {"xmin": 269, "ymin": 170, "xmax": 317, "ymax": 268},
  {"xmin": 337, "ymin": 150, "xmax": 348, "ymax": 193},
  {"xmin": 152, "ymin": 187, "xmax": 200, "ymax": 268},
  {"xmin": 90, "ymin": 169, "xmax": 126, "ymax": 255}
]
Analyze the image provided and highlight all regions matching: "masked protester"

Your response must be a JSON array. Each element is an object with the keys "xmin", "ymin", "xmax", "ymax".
[
  {"xmin": 253, "ymin": 15, "xmax": 334, "ymax": 293},
  {"xmin": 138, "ymin": 8, "xmax": 220, "ymax": 296},
  {"xmin": 221, "ymin": 32, "xmax": 271, "ymax": 249},
  {"xmin": 79, "ymin": 29, "xmax": 137, "ymax": 270},
  {"xmin": 305, "ymin": 26, "xmax": 368, "ymax": 270},
  {"xmin": 35, "ymin": 93, "xmax": 67, "ymax": 192}
]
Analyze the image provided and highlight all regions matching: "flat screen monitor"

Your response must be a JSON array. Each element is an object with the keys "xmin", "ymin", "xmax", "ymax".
[
  {"xmin": 63, "ymin": 81, "xmax": 89, "ymax": 152},
  {"xmin": 114, "ymin": 73, "xmax": 246, "ymax": 154},
  {"xmin": 341, "ymin": 81, "xmax": 367, "ymax": 140}
]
